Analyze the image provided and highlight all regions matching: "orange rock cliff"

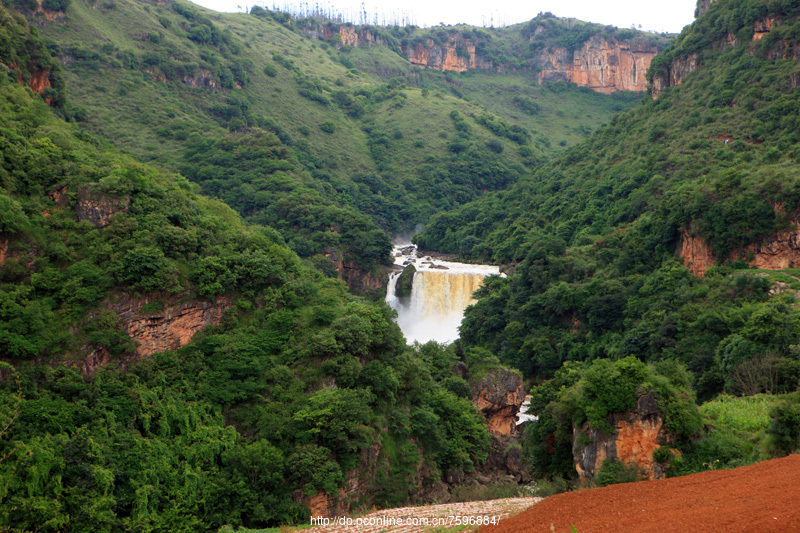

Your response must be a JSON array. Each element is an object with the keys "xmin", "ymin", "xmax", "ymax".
[
  {"xmin": 533, "ymin": 35, "xmax": 658, "ymax": 93},
  {"xmin": 309, "ymin": 25, "xmax": 660, "ymax": 93},
  {"xmin": 573, "ymin": 390, "xmax": 677, "ymax": 482},
  {"xmin": 679, "ymin": 221, "xmax": 800, "ymax": 277}
]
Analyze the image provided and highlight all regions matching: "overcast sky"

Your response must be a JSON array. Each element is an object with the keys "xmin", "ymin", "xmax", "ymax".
[{"xmin": 190, "ymin": 0, "xmax": 698, "ymax": 34}]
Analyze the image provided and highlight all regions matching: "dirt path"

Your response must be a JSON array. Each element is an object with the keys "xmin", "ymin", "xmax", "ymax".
[
  {"xmin": 482, "ymin": 454, "xmax": 800, "ymax": 533},
  {"xmin": 304, "ymin": 496, "xmax": 541, "ymax": 533}
]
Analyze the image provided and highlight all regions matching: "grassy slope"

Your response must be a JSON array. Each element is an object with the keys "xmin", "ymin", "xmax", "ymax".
[{"xmin": 38, "ymin": 0, "xmax": 644, "ymax": 237}]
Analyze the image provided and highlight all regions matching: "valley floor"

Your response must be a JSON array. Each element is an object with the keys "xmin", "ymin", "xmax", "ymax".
[{"xmin": 483, "ymin": 455, "xmax": 800, "ymax": 533}]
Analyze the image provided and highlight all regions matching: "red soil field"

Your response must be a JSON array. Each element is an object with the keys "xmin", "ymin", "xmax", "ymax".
[{"xmin": 483, "ymin": 454, "xmax": 800, "ymax": 533}]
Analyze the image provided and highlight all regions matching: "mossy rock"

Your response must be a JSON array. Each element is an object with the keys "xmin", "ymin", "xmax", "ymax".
[{"xmin": 395, "ymin": 264, "xmax": 416, "ymax": 298}]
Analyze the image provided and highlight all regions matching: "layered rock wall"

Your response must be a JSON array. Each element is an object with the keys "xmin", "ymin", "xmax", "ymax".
[
  {"xmin": 309, "ymin": 24, "xmax": 655, "ymax": 92},
  {"xmin": 109, "ymin": 295, "xmax": 231, "ymax": 358},
  {"xmin": 319, "ymin": 25, "xmax": 385, "ymax": 47},
  {"xmin": 679, "ymin": 217, "xmax": 800, "ymax": 276},
  {"xmin": 78, "ymin": 294, "xmax": 231, "ymax": 375},
  {"xmin": 405, "ymin": 36, "xmax": 493, "ymax": 73},
  {"xmin": 535, "ymin": 36, "xmax": 658, "ymax": 93},
  {"xmin": 325, "ymin": 248, "xmax": 387, "ymax": 294},
  {"xmin": 678, "ymin": 230, "xmax": 715, "ymax": 277},
  {"xmin": 572, "ymin": 390, "xmax": 676, "ymax": 482}
]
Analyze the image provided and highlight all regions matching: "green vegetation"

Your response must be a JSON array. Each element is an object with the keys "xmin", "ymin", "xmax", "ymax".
[
  {"xmin": 595, "ymin": 459, "xmax": 643, "ymax": 486},
  {"xmin": 523, "ymin": 12, "xmax": 671, "ymax": 54},
  {"xmin": 525, "ymin": 358, "xmax": 702, "ymax": 479},
  {"xmin": 28, "ymin": 0, "xmax": 645, "ymax": 272},
  {"xmin": 764, "ymin": 393, "xmax": 800, "ymax": 456},
  {"xmin": 699, "ymin": 393, "xmax": 777, "ymax": 432},
  {"xmin": 5, "ymin": 0, "xmax": 800, "ymax": 524},
  {"xmin": 0, "ymin": 11, "xmax": 496, "ymax": 526},
  {"xmin": 415, "ymin": 0, "xmax": 800, "ymax": 483}
]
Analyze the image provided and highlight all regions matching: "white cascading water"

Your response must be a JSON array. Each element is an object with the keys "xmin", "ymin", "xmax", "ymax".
[{"xmin": 386, "ymin": 244, "xmax": 502, "ymax": 344}]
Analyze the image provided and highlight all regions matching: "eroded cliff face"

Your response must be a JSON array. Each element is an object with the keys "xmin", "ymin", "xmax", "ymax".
[
  {"xmin": 181, "ymin": 68, "xmax": 217, "ymax": 89},
  {"xmin": 470, "ymin": 368, "xmax": 532, "ymax": 483},
  {"xmin": 679, "ymin": 217, "xmax": 800, "ymax": 276},
  {"xmin": 27, "ymin": 67, "xmax": 51, "ymax": 94},
  {"xmin": 678, "ymin": 230, "xmax": 715, "ymax": 277},
  {"xmin": 76, "ymin": 186, "xmax": 130, "ymax": 228},
  {"xmin": 535, "ymin": 36, "xmax": 658, "ymax": 93},
  {"xmin": 572, "ymin": 390, "xmax": 676, "ymax": 483},
  {"xmin": 471, "ymin": 369, "xmax": 525, "ymax": 437},
  {"xmin": 49, "ymin": 183, "xmax": 130, "ymax": 228},
  {"xmin": 405, "ymin": 36, "xmax": 493, "ymax": 73},
  {"xmin": 111, "ymin": 295, "xmax": 231, "ymax": 357},
  {"xmin": 317, "ymin": 25, "xmax": 385, "ymax": 47},
  {"xmin": 0, "ymin": 238, "xmax": 9, "ymax": 269},
  {"xmin": 651, "ymin": 15, "xmax": 791, "ymax": 98},
  {"xmin": 34, "ymin": 0, "xmax": 64, "ymax": 22},
  {"xmin": 309, "ymin": 23, "xmax": 658, "ymax": 92},
  {"xmin": 79, "ymin": 294, "xmax": 231, "ymax": 375},
  {"xmin": 650, "ymin": 54, "xmax": 698, "ymax": 99},
  {"xmin": 324, "ymin": 247, "xmax": 387, "ymax": 295}
]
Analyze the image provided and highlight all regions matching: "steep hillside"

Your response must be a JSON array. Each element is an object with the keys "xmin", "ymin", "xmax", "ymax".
[
  {"xmin": 415, "ymin": 0, "xmax": 800, "ymax": 480},
  {"xmin": 305, "ymin": 14, "xmax": 672, "ymax": 91},
  {"xmin": 27, "ymin": 0, "xmax": 647, "ymax": 272},
  {"xmin": 0, "ymin": 8, "xmax": 502, "ymax": 529}
]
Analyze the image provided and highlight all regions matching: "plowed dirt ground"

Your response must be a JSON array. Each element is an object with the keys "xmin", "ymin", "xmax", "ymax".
[{"xmin": 482, "ymin": 454, "xmax": 800, "ymax": 533}]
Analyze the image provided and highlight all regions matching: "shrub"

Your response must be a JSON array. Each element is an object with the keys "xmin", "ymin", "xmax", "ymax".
[
  {"xmin": 765, "ymin": 397, "xmax": 800, "ymax": 457},
  {"xmin": 0, "ymin": 195, "xmax": 29, "ymax": 234},
  {"xmin": 595, "ymin": 459, "xmax": 642, "ymax": 486}
]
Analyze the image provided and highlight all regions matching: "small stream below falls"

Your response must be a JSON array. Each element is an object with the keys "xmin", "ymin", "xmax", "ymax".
[{"xmin": 385, "ymin": 244, "xmax": 502, "ymax": 344}]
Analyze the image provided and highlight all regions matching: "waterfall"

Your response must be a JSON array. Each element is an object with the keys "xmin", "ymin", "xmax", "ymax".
[{"xmin": 386, "ymin": 244, "xmax": 502, "ymax": 344}]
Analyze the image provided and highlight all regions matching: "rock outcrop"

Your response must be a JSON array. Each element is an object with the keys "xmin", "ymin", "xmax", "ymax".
[
  {"xmin": 471, "ymin": 369, "xmax": 530, "ymax": 483},
  {"xmin": 181, "ymin": 68, "xmax": 217, "ymax": 89},
  {"xmin": 299, "ymin": 442, "xmax": 383, "ymax": 518},
  {"xmin": 106, "ymin": 294, "xmax": 231, "ymax": 358},
  {"xmin": 0, "ymin": 237, "xmax": 9, "ymax": 268},
  {"xmin": 49, "ymin": 183, "xmax": 130, "ymax": 228},
  {"xmin": 76, "ymin": 186, "xmax": 130, "ymax": 228},
  {"xmin": 651, "ymin": 15, "xmax": 795, "ymax": 98},
  {"xmin": 678, "ymin": 230, "xmax": 716, "ymax": 277},
  {"xmin": 309, "ymin": 23, "xmax": 656, "ymax": 92},
  {"xmin": 394, "ymin": 264, "xmax": 415, "ymax": 298},
  {"xmin": 534, "ymin": 36, "xmax": 659, "ymax": 93},
  {"xmin": 318, "ymin": 25, "xmax": 386, "ymax": 47},
  {"xmin": 78, "ymin": 294, "xmax": 231, "ymax": 375},
  {"xmin": 26, "ymin": 67, "xmax": 51, "ymax": 94},
  {"xmin": 405, "ymin": 36, "xmax": 493, "ymax": 73},
  {"xmin": 572, "ymin": 390, "xmax": 676, "ymax": 483},
  {"xmin": 696, "ymin": 0, "xmax": 715, "ymax": 17},
  {"xmin": 650, "ymin": 53, "xmax": 699, "ymax": 99},
  {"xmin": 678, "ymin": 217, "xmax": 800, "ymax": 276},
  {"xmin": 471, "ymin": 369, "xmax": 526, "ymax": 437},
  {"xmin": 324, "ymin": 247, "xmax": 387, "ymax": 295}
]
